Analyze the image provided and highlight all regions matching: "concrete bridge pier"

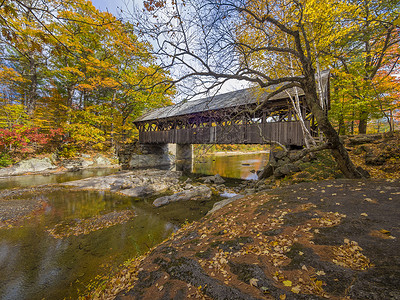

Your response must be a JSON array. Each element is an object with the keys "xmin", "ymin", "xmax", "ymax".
[
  {"xmin": 128, "ymin": 143, "xmax": 174, "ymax": 169},
  {"xmin": 175, "ymin": 144, "xmax": 193, "ymax": 173}
]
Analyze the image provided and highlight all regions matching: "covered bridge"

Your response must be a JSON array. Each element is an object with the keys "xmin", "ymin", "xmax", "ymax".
[{"xmin": 134, "ymin": 70, "xmax": 330, "ymax": 147}]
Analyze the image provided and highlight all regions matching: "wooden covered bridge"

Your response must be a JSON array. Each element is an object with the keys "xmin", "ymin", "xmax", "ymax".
[
  {"xmin": 134, "ymin": 71, "xmax": 330, "ymax": 147},
  {"xmin": 132, "ymin": 71, "xmax": 329, "ymax": 171}
]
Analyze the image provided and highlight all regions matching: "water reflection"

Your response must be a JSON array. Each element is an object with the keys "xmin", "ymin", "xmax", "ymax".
[
  {"xmin": 0, "ymin": 190, "xmax": 184, "ymax": 300},
  {"xmin": 0, "ymin": 168, "xmax": 118, "ymax": 190},
  {"xmin": 193, "ymin": 152, "xmax": 269, "ymax": 179}
]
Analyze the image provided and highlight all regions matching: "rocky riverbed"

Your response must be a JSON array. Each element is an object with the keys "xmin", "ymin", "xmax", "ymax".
[
  {"xmin": 61, "ymin": 170, "xmax": 244, "ymax": 209},
  {"xmin": 0, "ymin": 169, "xmax": 242, "ymax": 229}
]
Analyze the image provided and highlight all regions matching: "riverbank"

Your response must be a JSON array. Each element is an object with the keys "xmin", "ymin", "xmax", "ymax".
[
  {"xmin": 0, "ymin": 153, "xmax": 119, "ymax": 177},
  {"xmin": 90, "ymin": 178, "xmax": 400, "ymax": 300}
]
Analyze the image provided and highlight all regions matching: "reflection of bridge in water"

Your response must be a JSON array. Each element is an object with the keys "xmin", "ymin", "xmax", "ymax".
[{"xmin": 133, "ymin": 71, "xmax": 330, "ymax": 172}]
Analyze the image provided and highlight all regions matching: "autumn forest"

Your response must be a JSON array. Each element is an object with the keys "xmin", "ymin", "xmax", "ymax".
[{"xmin": 0, "ymin": 0, "xmax": 399, "ymax": 168}]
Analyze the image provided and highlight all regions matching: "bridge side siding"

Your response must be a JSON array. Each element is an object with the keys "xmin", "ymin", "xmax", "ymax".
[{"xmin": 138, "ymin": 121, "xmax": 307, "ymax": 146}]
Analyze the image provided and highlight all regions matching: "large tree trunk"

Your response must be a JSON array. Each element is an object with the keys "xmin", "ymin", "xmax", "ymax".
[{"xmin": 302, "ymin": 71, "xmax": 363, "ymax": 179}]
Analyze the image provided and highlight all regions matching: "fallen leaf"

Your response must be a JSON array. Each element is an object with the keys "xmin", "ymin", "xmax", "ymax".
[
  {"xmin": 280, "ymin": 294, "xmax": 287, "ymax": 300},
  {"xmin": 291, "ymin": 285, "xmax": 301, "ymax": 294},
  {"xmin": 379, "ymin": 229, "xmax": 390, "ymax": 235},
  {"xmin": 360, "ymin": 213, "xmax": 368, "ymax": 217},
  {"xmin": 249, "ymin": 278, "xmax": 259, "ymax": 287},
  {"xmin": 316, "ymin": 270, "xmax": 326, "ymax": 276},
  {"xmin": 283, "ymin": 280, "xmax": 292, "ymax": 287}
]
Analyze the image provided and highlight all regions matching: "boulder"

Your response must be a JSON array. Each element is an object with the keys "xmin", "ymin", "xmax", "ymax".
[
  {"xmin": 62, "ymin": 169, "xmax": 181, "ymax": 199},
  {"xmin": 153, "ymin": 185, "xmax": 212, "ymax": 207},
  {"xmin": 273, "ymin": 164, "xmax": 291, "ymax": 178},
  {"xmin": 94, "ymin": 155, "xmax": 112, "ymax": 166},
  {"xmin": 62, "ymin": 159, "xmax": 84, "ymax": 171},
  {"xmin": 81, "ymin": 159, "xmax": 94, "ymax": 168},
  {"xmin": 202, "ymin": 174, "xmax": 225, "ymax": 184},
  {"xmin": 119, "ymin": 183, "xmax": 169, "ymax": 197},
  {"xmin": 353, "ymin": 145, "xmax": 371, "ymax": 155},
  {"xmin": 258, "ymin": 164, "xmax": 274, "ymax": 179},
  {"xmin": 110, "ymin": 179, "xmax": 133, "ymax": 191},
  {"xmin": 273, "ymin": 150, "xmax": 287, "ymax": 160},
  {"xmin": 348, "ymin": 134, "xmax": 381, "ymax": 145},
  {"xmin": 273, "ymin": 163, "xmax": 300, "ymax": 178},
  {"xmin": 0, "ymin": 157, "xmax": 56, "ymax": 176},
  {"xmin": 365, "ymin": 153, "xmax": 386, "ymax": 166}
]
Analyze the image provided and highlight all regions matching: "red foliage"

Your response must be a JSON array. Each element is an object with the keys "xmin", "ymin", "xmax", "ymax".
[{"xmin": 0, "ymin": 125, "xmax": 64, "ymax": 154}]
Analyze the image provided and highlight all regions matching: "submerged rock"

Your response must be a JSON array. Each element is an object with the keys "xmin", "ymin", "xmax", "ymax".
[{"xmin": 153, "ymin": 185, "xmax": 212, "ymax": 207}]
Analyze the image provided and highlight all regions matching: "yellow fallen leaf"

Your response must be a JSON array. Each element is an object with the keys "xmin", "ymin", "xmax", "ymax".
[
  {"xmin": 249, "ymin": 278, "xmax": 259, "ymax": 287},
  {"xmin": 360, "ymin": 213, "xmax": 368, "ymax": 217},
  {"xmin": 316, "ymin": 270, "xmax": 326, "ymax": 276},
  {"xmin": 283, "ymin": 280, "xmax": 292, "ymax": 287},
  {"xmin": 280, "ymin": 294, "xmax": 287, "ymax": 300},
  {"xmin": 291, "ymin": 285, "xmax": 301, "ymax": 294}
]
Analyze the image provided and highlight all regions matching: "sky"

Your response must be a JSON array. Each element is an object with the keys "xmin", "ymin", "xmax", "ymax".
[
  {"xmin": 90, "ymin": 0, "xmax": 140, "ymax": 17},
  {"xmin": 89, "ymin": 0, "xmax": 248, "ymax": 99}
]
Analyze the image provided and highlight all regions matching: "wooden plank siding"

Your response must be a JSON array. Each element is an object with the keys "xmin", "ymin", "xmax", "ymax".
[{"xmin": 139, "ymin": 121, "xmax": 308, "ymax": 146}]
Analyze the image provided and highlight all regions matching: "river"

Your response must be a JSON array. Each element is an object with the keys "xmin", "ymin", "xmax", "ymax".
[
  {"xmin": 193, "ymin": 151, "xmax": 269, "ymax": 180},
  {"xmin": 0, "ymin": 152, "xmax": 268, "ymax": 299}
]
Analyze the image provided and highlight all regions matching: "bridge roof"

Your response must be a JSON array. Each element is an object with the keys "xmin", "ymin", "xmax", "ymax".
[{"xmin": 135, "ymin": 71, "xmax": 329, "ymax": 123}]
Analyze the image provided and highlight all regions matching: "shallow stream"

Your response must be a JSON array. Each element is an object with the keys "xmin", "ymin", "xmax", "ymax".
[{"xmin": 0, "ymin": 152, "xmax": 268, "ymax": 299}]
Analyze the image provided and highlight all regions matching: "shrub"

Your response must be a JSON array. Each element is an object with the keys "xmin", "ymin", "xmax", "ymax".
[
  {"xmin": 0, "ymin": 152, "xmax": 13, "ymax": 167},
  {"xmin": 0, "ymin": 125, "xmax": 64, "ymax": 155}
]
